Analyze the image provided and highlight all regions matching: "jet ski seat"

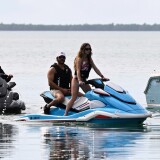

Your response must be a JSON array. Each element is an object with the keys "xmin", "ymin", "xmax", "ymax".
[{"xmin": 40, "ymin": 91, "xmax": 90, "ymax": 112}]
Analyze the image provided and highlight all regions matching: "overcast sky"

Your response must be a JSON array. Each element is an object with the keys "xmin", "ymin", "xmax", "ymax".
[{"xmin": 1, "ymin": 0, "xmax": 160, "ymax": 25}]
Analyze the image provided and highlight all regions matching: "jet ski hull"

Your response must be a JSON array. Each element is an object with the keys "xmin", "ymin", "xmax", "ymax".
[
  {"xmin": 15, "ymin": 107, "xmax": 151, "ymax": 126},
  {"xmin": 15, "ymin": 79, "xmax": 151, "ymax": 126}
]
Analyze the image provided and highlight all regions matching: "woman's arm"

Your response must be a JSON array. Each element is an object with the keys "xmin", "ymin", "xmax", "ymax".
[
  {"xmin": 90, "ymin": 57, "xmax": 104, "ymax": 78},
  {"xmin": 90, "ymin": 57, "xmax": 109, "ymax": 80}
]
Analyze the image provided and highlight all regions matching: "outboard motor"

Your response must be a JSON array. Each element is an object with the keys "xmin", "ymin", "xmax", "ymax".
[{"xmin": 0, "ymin": 77, "xmax": 25, "ymax": 114}]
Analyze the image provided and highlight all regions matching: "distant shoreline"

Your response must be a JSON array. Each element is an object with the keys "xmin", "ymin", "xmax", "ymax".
[{"xmin": 1, "ymin": 23, "xmax": 160, "ymax": 31}]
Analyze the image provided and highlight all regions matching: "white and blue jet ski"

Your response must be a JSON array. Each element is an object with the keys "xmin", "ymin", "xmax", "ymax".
[{"xmin": 16, "ymin": 79, "xmax": 151, "ymax": 126}]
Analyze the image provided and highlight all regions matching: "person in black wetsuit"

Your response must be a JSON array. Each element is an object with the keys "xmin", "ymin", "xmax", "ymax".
[
  {"xmin": 0, "ymin": 66, "xmax": 13, "ymax": 82},
  {"xmin": 64, "ymin": 43, "xmax": 109, "ymax": 116},
  {"xmin": 44, "ymin": 52, "xmax": 83, "ymax": 114}
]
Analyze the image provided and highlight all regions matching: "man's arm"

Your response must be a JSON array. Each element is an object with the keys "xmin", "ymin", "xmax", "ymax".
[{"xmin": 47, "ymin": 67, "xmax": 61, "ymax": 90}]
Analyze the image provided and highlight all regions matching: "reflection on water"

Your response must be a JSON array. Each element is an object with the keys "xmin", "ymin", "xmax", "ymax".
[
  {"xmin": 41, "ymin": 125, "xmax": 150, "ymax": 160},
  {"xmin": 0, "ymin": 114, "xmax": 160, "ymax": 160},
  {"xmin": 0, "ymin": 123, "xmax": 18, "ymax": 159},
  {"xmin": 42, "ymin": 127, "xmax": 89, "ymax": 159}
]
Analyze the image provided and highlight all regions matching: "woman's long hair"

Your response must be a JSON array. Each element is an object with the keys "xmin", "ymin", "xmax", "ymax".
[{"xmin": 74, "ymin": 43, "xmax": 92, "ymax": 70}]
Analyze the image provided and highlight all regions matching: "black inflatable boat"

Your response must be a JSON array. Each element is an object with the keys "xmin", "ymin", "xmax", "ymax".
[{"xmin": 0, "ymin": 76, "xmax": 25, "ymax": 114}]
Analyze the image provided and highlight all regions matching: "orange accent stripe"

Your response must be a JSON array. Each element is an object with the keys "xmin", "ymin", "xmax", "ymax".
[{"xmin": 95, "ymin": 115, "xmax": 111, "ymax": 119}]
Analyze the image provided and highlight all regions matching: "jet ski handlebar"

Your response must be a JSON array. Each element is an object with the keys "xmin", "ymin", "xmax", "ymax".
[{"xmin": 85, "ymin": 78, "xmax": 109, "ymax": 89}]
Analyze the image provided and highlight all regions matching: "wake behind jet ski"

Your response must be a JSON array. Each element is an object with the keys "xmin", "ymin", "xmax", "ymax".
[
  {"xmin": 0, "ymin": 75, "xmax": 26, "ymax": 114},
  {"xmin": 16, "ymin": 78, "xmax": 151, "ymax": 126}
]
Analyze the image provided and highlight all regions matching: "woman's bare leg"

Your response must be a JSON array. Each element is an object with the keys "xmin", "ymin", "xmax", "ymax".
[
  {"xmin": 64, "ymin": 77, "xmax": 79, "ymax": 116},
  {"xmin": 81, "ymin": 84, "xmax": 91, "ymax": 93}
]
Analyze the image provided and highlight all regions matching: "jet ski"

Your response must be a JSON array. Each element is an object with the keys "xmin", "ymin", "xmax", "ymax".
[
  {"xmin": 15, "ymin": 78, "xmax": 151, "ymax": 126},
  {"xmin": 144, "ymin": 72, "xmax": 160, "ymax": 111},
  {"xmin": 0, "ymin": 76, "xmax": 26, "ymax": 114}
]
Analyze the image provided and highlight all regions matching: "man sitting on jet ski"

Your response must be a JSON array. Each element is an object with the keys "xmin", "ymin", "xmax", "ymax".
[
  {"xmin": 0, "ymin": 66, "xmax": 13, "ymax": 82},
  {"xmin": 43, "ymin": 52, "xmax": 83, "ymax": 114}
]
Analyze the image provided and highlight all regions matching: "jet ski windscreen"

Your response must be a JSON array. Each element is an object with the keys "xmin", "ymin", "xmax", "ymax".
[{"xmin": 106, "ymin": 81, "xmax": 125, "ymax": 93}]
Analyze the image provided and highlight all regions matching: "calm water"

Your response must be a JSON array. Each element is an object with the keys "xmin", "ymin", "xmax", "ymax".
[{"xmin": 0, "ymin": 31, "xmax": 160, "ymax": 159}]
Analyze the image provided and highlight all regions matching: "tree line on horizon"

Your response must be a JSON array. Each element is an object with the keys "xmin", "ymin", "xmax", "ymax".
[{"xmin": 0, "ymin": 23, "xmax": 160, "ymax": 31}]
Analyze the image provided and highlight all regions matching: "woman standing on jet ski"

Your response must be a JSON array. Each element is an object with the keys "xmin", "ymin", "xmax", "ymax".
[{"xmin": 64, "ymin": 43, "xmax": 109, "ymax": 116}]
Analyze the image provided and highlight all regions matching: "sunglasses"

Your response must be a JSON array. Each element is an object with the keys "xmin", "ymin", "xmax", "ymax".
[
  {"xmin": 58, "ymin": 56, "xmax": 66, "ymax": 59},
  {"xmin": 85, "ymin": 48, "xmax": 92, "ymax": 51}
]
